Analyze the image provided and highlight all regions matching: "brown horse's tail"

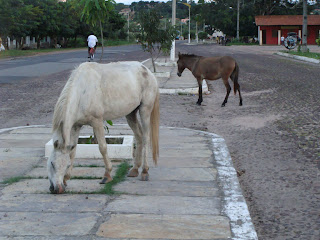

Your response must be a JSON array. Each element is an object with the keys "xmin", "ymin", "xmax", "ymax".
[
  {"xmin": 230, "ymin": 61, "xmax": 240, "ymax": 95},
  {"xmin": 150, "ymin": 90, "xmax": 160, "ymax": 165}
]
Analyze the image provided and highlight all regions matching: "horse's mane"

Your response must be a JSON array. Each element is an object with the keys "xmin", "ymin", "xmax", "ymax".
[
  {"xmin": 180, "ymin": 53, "xmax": 200, "ymax": 58},
  {"xmin": 52, "ymin": 67, "xmax": 78, "ymax": 132}
]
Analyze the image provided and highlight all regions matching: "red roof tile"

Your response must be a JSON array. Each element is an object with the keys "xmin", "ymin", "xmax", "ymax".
[{"xmin": 255, "ymin": 15, "xmax": 320, "ymax": 26}]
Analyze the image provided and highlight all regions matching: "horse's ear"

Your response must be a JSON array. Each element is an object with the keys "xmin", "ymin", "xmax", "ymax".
[
  {"xmin": 54, "ymin": 140, "xmax": 59, "ymax": 149},
  {"xmin": 178, "ymin": 52, "xmax": 181, "ymax": 57}
]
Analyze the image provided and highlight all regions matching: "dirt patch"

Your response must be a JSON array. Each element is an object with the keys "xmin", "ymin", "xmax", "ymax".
[{"xmin": 230, "ymin": 115, "xmax": 281, "ymax": 129}]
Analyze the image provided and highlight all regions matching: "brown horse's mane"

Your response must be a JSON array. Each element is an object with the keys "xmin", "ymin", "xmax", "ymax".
[{"xmin": 179, "ymin": 53, "xmax": 200, "ymax": 58}]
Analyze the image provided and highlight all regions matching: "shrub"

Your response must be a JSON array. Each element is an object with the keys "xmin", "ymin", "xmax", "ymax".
[{"xmin": 198, "ymin": 32, "xmax": 208, "ymax": 40}]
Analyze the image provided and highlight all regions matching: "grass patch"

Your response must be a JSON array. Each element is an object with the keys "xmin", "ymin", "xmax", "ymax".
[
  {"xmin": 100, "ymin": 161, "xmax": 130, "ymax": 195},
  {"xmin": 74, "ymin": 164, "xmax": 102, "ymax": 168},
  {"xmin": 0, "ymin": 40, "xmax": 136, "ymax": 59},
  {"xmin": 1, "ymin": 176, "xmax": 34, "ymax": 185},
  {"xmin": 71, "ymin": 176, "xmax": 101, "ymax": 180},
  {"xmin": 281, "ymin": 50, "xmax": 320, "ymax": 60},
  {"xmin": 0, "ymin": 48, "xmax": 84, "ymax": 59},
  {"xmin": 178, "ymin": 92, "xmax": 190, "ymax": 95}
]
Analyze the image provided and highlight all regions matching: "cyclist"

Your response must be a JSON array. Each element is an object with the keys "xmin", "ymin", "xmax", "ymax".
[{"xmin": 87, "ymin": 34, "xmax": 98, "ymax": 60}]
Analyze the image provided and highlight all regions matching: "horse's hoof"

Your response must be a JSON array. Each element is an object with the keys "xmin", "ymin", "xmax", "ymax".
[
  {"xmin": 127, "ymin": 168, "xmax": 139, "ymax": 177},
  {"xmin": 140, "ymin": 173, "xmax": 149, "ymax": 181},
  {"xmin": 239, "ymin": 102, "xmax": 243, "ymax": 106},
  {"xmin": 196, "ymin": 102, "xmax": 201, "ymax": 106},
  {"xmin": 221, "ymin": 104, "xmax": 226, "ymax": 107},
  {"xmin": 99, "ymin": 177, "xmax": 113, "ymax": 184}
]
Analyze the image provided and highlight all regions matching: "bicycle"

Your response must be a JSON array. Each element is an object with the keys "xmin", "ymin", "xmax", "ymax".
[{"xmin": 89, "ymin": 47, "xmax": 95, "ymax": 61}]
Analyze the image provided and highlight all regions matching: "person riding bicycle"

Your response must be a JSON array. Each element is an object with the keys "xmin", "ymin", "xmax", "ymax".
[{"xmin": 87, "ymin": 34, "xmax": 98, "ymax": 59}]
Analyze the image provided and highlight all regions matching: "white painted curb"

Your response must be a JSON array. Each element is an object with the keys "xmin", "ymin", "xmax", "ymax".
[
  {"xmin": 159, "ymin": 80, "xmax": 209, "ymax": 95},
  {"xmin": 276, "ymin": 52, "xmax": 320, "ymax": 64},
  {"xmin": 162, "ymin": 126, "xmax": 258, "ymax": 240}
]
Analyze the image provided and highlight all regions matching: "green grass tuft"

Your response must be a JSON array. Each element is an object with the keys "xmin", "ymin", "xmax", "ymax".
[
  {"xmin": 1, "ymin": 176, "xmax": 34, "ymax": 185},
  {"xmin": 100, "ymin": 161, "xmax": 131, "ymax": 195},
  {"xmin": 281, "ymin": 50, "xmax": 320, "ymax": 60}
]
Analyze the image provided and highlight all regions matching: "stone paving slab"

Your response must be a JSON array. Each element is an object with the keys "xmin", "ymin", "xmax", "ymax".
[
  {"xmin": 0, "ymin": 157, "xmax": 42, "ymax": 182},
  {"xmin": 37, "ymin": 158, "xmax": 123, "ymax": 168},
  {"xmin": 106, "ymin": 195, "xmax": 221, "ymax": 215},
  {"xmin": 8, "ymin": 127, "xmax": 52, "ymax": 134},
  {"xmin": 0, "ymin": 134, "xmax": 51, "ymax": 140},
  {"xmin": 1, "ymin": 179, "xmax": 104, "ymax": 194},
  {"xmin": 26, "ymin": 166, "xmax": 115, "ymax": 179},
  {"xmin": 0, "ymin": 212, "xmax": 100, "ymax": 236},
  {"xmin": 0, "ymin": 139, "xmax": 48, "ymax": 148},
  {"xmin": 0, "ymin": 194, "xmax": 107, "ymax": 212},
  {"xmin": 154, "ymin": 156, "xmax": 213, "ymax": 168},
  {"xmin": 158, "ymin": 148, "xmax": 212, "ymax": 158},
  {"xmin": 97, "ymin": 214, "xmax": 231, "ymax": 239},
  {"xmin": 147, "ymin": 167, "xmax": 216, "ymax": 181},
  {"xmin": 115, "ymin": 180, "xmax": 218, "ymax": 197},
  {"xmin": 0, "ymin": 147, "xmax": 44, "ymax": 158}
]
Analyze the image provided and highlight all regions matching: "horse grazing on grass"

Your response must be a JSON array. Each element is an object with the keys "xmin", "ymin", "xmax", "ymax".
[
  {"xmin": 177, "ymin": 52, "xmax": 243, "ymax": 107},
  {"xmin": 47, "ymin": 61, "xmax": 159, "ymax": 194}
]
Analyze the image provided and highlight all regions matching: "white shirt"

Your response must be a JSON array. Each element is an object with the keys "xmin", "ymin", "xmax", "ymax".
[{"xmin": 87, "ymin": 35, "xmax": 98, "ymax": 48}]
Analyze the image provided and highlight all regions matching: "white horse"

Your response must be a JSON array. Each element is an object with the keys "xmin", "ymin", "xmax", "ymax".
[{"xmin": 47, "ymin": 61, "xmax": 159, "ymax": 194}]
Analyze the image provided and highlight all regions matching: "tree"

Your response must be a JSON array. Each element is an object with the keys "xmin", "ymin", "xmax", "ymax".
[
  {"xmin": 136, "ymin": 9, "xmax": 176, "ymax": 72},
  {"xmin": 77, "ymin": 0, "xmax": 116, "ymax": 61}
]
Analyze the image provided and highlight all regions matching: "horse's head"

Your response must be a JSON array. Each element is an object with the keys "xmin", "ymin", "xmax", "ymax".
[
  {"xmin": 47, "ymin": 139, "xmax": 74, "ymax": 194},
  {"xmin": 177, "ymin": 52, "xmax": 186, "ymax": 77}
]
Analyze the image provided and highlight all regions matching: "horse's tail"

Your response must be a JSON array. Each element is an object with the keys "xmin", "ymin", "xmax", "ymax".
[
  {"xmin": 230, "ymin": 61, "xmax": 240, "ymax": 95},
  {"xmin": 150, "ymin": 90, "xmax": 160, "ymax": 165}
]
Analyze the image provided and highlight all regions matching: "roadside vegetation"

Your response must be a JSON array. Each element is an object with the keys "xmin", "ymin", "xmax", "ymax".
[
  {"xmin": 0, "ymin": 40, "xmax": 136, "ymax": 59},
  {"xmin": 1, "ymin": 0, "xmax": 319, "ymax": 54},
  {"xmin": 281, "ymin": 46, "xmax": 320, "ymax": 60}
]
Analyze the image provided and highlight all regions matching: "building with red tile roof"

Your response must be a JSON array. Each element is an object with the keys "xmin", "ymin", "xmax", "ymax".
[{"xmin": 255, "ymin": 15, "xmax": 320, "ymax": 45}]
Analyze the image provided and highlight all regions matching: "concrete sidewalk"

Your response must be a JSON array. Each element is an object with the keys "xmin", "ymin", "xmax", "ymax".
[
  {"xmin": 0, "ymin": 55, "xmax": 257, "ymax": 239},
  {"xmin": 0, "ymin": 125, "xmax": 257, "ymax": 239}
]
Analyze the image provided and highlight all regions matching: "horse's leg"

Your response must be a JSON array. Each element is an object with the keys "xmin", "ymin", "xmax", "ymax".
[
  {"xmin": 92, "ymin": 120, "xmax": 113, "ymax": 184},
  {"xmin": 221, "ymin": 77, "xmax": 231, "ymax": 107},
  {"xmin": 64, "ymin": 126, "xmax": 81, "ymax": 186},
  {"xmin": 196, "ymin": 78, "xmax": 203, "ymax": 105},
  {"xmin": 237, "ymin": 83, "xmax": 243, "ymax": 106},
  {"xmin": 139, "ymin": 105, "xmax": 152, "ymax": 181},
  {"xmin": 126, "ymin": 109, "xmax": 142, "ymax": 177}
]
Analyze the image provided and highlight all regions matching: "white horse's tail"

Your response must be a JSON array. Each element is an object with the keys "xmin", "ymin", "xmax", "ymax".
[{"xmin": 150, "ymin": 90, "xmax": 160, "ymax": 165}]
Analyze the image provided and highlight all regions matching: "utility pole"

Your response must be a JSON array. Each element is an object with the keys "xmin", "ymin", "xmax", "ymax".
[
  {"xmin": 170, "ymin": 0, "xmax": 176, "ymax": 61},
  {"xmin": 127, "ymin": 12, "xmax": 130, "ymax": 42},
  {"xmin": 182, "ymin": 3, "xmax": 191, "ymax": 44},
  {"xmin": 236, "ymin": 0, "xmax": 240, "ymax": 39},
  {"xmin": 301, "ymin": 0, "xmax": 308, "ymax": 52}
]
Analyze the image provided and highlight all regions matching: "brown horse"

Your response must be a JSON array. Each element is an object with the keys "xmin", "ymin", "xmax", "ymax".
[{"xmin": 177, "ymin": 53, "xmax": 243, "ymax": 107}]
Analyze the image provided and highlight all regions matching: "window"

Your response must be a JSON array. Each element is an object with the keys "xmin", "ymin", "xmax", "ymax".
[{"xmin": 272, "ymin": 30, "xmax": 278, "ymax": 38}]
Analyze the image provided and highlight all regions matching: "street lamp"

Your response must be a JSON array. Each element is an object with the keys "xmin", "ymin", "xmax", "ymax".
[
  {"xmin": 170, "ymin": 0, "xmax": 176, "ymax": 61},
  {"xmin": 127, "ymin": 12, "xmax": 130, "ymax": 42},
  {"xmin": 236, "ymin": 0, "xmax": 240, "ymax": 39}
]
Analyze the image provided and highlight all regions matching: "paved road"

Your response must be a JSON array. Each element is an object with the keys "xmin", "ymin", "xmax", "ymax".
[{"xmin": 0, "ymin": 45, "xmax": 147, "ymax": 83}]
